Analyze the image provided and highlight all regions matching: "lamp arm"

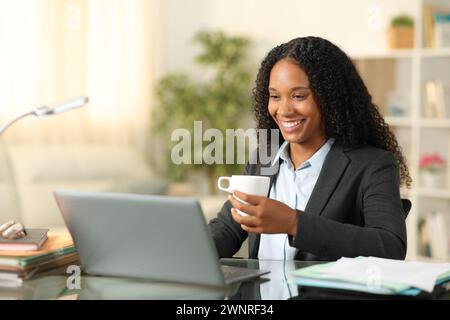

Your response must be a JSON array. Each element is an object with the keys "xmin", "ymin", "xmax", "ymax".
[
  {"xmin": 0, "ymin": 97, "xmax": 88, "ymax": 136},
  {"xmin": 0, "ymin": 111, "xmax": 35, "ymax": 135}
]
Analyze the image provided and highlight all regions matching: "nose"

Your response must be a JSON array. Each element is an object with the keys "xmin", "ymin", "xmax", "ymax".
[{"xmin": 276, "ymin": 97, "xmax": 296, "ymax": 116}]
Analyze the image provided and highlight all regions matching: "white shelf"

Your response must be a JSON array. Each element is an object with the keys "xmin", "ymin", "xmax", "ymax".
[
  {"xmin": 419, "ymin": 118, "xmax": 450, "ymax": 128},
  {"xmin": 353, "ymin": 1, "xmax": 450, "ymax": 262},
  {"xmin": 384, "ymin": 117, "xmax": 450, "ymax": 128},
  {"xmin": 385, "ymin": 117, "xmax": 412, "ymax": 127},
  {"xmin": 418, "ymin": 188, "xmax": 450, "ymax": 199},
  {"xmin": 352, "ymin": 48, "xmax": 450, "ymax": 60},
  {"xmin": 419, "ymin": 47, "xmax": 450, "ymax": 58},
  {"xmin": 409, "ymin": 254, "xmax": 450, "ymax": 262},
  {"xmin": 351, "ymin": 49, "xmax": 414, "ymax": 60}
]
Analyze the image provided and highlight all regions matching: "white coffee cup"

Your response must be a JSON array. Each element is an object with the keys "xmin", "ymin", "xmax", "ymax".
[{"xmin": 217, "ymin": 175, "xmax": 270, "ymax": 216}]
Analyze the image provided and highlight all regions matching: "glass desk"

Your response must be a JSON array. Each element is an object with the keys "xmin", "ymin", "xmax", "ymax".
[
  {"xmin": 1, "ymin": 259, "xmax": 448, "ymax": 300},
  {"xmin": 0, "ymin": 259, "xmax": 321, "ymax": 300}
]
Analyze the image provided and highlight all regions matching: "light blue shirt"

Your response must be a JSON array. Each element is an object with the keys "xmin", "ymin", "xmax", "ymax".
[
  {"xmin": 258, "ymin": 138, "xmax": 335, "ymax": 261},
  {"xmin": 258, "ymin": 138, "xmax": 334, "ymax": 299}
]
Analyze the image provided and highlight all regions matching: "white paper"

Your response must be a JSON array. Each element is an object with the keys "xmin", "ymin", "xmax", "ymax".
[{"xmin": 323, "ymin": 257, "xmax": 450, "ymax": 293}]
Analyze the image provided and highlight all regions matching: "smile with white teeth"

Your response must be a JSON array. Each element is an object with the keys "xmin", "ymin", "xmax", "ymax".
[{"xmin": 280, "ymin": 119, "xmax": 305, "ymax": 128}]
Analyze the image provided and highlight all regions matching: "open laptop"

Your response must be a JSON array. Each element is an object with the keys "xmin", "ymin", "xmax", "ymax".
[{"xmin": 54, "ymin": 190, "xmax": 269, "ymax": 287}]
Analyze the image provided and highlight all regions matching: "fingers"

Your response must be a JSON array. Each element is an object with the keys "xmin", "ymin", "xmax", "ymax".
[
  {"xmin": 228, "ymin": 191, "xmax": 268, "ymax": 234},
  {"xmin": 228, "ymin": 194, "xmax": 256, "ymax": 216},
  {"xmin": 233, "ymin": 190, "xmax": 261, "ymax": 206},
  {"xmin": 231, "ymin": 208, "xmax": 258, "ymax": 227}
]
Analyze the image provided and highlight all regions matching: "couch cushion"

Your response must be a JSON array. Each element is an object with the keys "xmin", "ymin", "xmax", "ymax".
[
  {"xmin": 5, "ymin": 145, "xmax": 165, "ymax": 228},
  {"xmin": 0, "ymin": 144, "xmax": 20, "ymax": 222},
  {"xmin": 7, "ymin": 145, "xmax": 155, "ymax": 182}
]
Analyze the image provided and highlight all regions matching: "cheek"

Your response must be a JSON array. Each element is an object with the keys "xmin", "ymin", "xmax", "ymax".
[
  {"xmin": 310, "ymin": 110, "xmax": 324, "ymax": 130},
  {"xmin": 268, "ymin": 102, "xmax": 277, "ymax": 118},
  {"xmin": 301, "ymin": 101, "xmax": 321, "ymax": 121}
]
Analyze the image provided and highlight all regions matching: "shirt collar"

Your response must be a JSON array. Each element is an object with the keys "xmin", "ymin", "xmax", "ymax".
[
  {"xmin": 271, "ymin": 141, "xmax": 289, "ymax": 167},
  {"xmin": 271, "ymin": 138, "xmax": 336, "ymax": 174}
]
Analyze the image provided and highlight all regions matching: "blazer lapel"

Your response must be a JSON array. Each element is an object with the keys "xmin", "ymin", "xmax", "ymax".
[{"xmin": 304, "ymin": 142, "xmax": 350, "ymax": 216}]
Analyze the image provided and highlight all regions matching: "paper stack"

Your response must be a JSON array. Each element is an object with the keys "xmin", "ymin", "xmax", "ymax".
[{"xmin": 291, "ymin": 257, "xmax": 450, "ymax": 297}]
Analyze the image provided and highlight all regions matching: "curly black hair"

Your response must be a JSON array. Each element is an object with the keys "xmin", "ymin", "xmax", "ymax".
[{"xmin": 253, "ymin": 36, "xmax": 411, "ymax": 187}]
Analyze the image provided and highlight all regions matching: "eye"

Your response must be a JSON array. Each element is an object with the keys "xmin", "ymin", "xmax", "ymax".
[
  {"xmin": 269, "ymin": 95, "xmax": 280, "ymax": 100},
  {"xmin": 293, "ymin": 94, "xmax": 306, "ymax": 100}
]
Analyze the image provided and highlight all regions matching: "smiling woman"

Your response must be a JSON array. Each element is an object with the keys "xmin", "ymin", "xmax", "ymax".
[
  {"xmin": 208, "ymin": 36, "xmax": 411, "ymax": 262},
  {"xmin": 268, "ymin": 59, "xmax": 327, "ymax": 168}
]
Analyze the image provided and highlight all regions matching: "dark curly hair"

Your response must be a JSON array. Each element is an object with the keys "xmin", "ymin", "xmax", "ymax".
[{"xmin": 253, "ymin": 36, "xmax": 411, "ymax": 187}]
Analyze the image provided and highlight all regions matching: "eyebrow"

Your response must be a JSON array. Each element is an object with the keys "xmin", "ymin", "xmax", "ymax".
[{"xmin": 268, "ymin": 86, "xmax": 310, "ymax": 91}]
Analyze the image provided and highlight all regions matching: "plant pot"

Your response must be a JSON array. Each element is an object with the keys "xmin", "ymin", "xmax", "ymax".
[
  {"xmin": 421, "ymin": 171, "xmax": 446, "ymax": 189},
  {"xmin": 387, "ymin": 26, "xmax": 414, "ymax": 49}
]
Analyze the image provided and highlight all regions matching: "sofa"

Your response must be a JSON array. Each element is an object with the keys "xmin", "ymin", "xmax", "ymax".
[{"xmin": 0, "ymin": 145, "xmax": 169, "ymax": 228}]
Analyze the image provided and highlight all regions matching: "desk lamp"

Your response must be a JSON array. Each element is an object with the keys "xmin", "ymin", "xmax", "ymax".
[
  {"xmin": 0, "ymin": 96, "xmax": 89, "ymax": 135},
  {"xmin": 0, "ymin": 96, "xmax": 89, "ymax": 239}
]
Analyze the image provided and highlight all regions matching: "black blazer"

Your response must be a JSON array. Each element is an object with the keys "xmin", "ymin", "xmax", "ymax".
[{"xmin": 208, "ymin": 141, "xmax": 407, "ymax": 261}]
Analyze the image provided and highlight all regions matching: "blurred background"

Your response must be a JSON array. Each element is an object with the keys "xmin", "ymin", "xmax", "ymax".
[{"xmin": 0, "ymin": 0, "xmax": 449, "ymax": 261}]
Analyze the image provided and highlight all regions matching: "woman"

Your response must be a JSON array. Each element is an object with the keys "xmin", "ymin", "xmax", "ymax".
[{"xmin": 208, "ymin": 36, "xmax": 410, "ymax": 261}]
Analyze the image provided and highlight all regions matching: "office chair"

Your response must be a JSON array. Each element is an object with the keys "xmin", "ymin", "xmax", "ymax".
[{"xmin": 401, "ymin": 198, "xmax": 412, "ymax": 219}]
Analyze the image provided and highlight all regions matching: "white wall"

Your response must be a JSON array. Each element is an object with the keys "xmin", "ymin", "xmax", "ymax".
[{"xmin": 156, "ymin": 0, "xmax": 418, "ymax": 77}]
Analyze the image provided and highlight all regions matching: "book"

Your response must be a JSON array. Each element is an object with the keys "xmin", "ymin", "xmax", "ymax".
[
  {"xmin": 0, "ymin": 232, "xmax": 73, "ymax": 257},
  {"xmin": 0, "ymin": 251, "xmax": 80, "ymax": 280},
  {"xmin": 0, "ymin": 232, "xmax": 78, "ymax": 284},
  {"xmin": 423, "ymin": 3, "xmax": 436, "ymax": 48},
  {"xmin": 429, "ymin": 211, "xmax": 449, "ymax": 260},
  {"xmin": 418, "ymin": 212, "xmax": 449, "ymax": 260},
  {"xmin": 423, "ymin": 3, "xmax": 450, "ymax": 48},
  {"xmin": 0, "ymin": 228, "xmax": 49, "ymax": 251},
  {"xmin": 424, "ymin": 80, "xmax": 447, "ymax": 118},
  {"xmin": 434, "ymin": 14, "xmax": 450, "ymax": 47},
  {"xmin": 0, "ymin": 247, "xmax": 77, "ymax": 269},
  {"xmin": 292, "ymin": 257, "xmax": 450, "ymax": 296}
]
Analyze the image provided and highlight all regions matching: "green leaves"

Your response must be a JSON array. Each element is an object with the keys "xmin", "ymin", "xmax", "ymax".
[
  {"xmin": 152, "ymin": 30, "xmax": 254, "ymax": 184},
  {"xmin": 390, "ymin": 15, "xmax": 414, "ymax": 27},
  {"xmin": 194, "ymin": 30, "xmax": 251, "ymax": 69}
]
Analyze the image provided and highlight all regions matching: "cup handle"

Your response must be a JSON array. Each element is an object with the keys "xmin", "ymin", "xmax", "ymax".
[{"xmin": 217, "ymin": 177, "xmax": 232, "ymax": 193}]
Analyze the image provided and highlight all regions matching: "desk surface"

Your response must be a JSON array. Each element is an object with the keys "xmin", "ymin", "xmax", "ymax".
[
  {"xmin": 1, "ymin": 259, "xmax": 321, "ymax": 300},
  {"xmin": 2, "ymin": 259, "xmax": 449, "ymax": 300}
]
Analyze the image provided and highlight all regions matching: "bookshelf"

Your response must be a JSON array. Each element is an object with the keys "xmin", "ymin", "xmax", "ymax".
[{"xmin": 353, "ymin": 0, "xmax": 450, "ymax": 261}]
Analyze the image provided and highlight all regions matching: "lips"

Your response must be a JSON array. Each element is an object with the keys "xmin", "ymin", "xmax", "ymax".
[{"xmin": 278, "ymin": 119, "xmax": 305, "ymax": 132}]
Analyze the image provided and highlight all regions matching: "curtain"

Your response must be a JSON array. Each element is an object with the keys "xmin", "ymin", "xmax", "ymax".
[{"xmin": 0, "ymin": 0, "xmax": 155, "ymax": 148}]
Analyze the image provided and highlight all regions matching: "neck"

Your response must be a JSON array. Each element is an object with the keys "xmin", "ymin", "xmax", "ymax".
[{"xmin": 289, "ymin": 136, "xmax": 328, "ymax": 169}]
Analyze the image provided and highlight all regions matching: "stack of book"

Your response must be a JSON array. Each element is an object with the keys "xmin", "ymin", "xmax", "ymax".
[{"xmin": 0, "ymin": 232, "xmax": 79, "ymax": 287}]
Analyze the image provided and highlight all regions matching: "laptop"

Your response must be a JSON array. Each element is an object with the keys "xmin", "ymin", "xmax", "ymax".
[{"xmin": 54, "ymin": 190, "xmax": 269, "ymax": 287}]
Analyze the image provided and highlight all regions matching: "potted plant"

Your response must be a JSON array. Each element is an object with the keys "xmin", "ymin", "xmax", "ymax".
[
  {"xmin": 419, "ymin": 153, "xmax": 447, "ymax": 188},
  {"xmin": 152, "ymin": 30, "xmax": 253, "ymax": 194},
  {"xmin": 387, "ymin": 14, "xmax": 414, "ymax": 49}
]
